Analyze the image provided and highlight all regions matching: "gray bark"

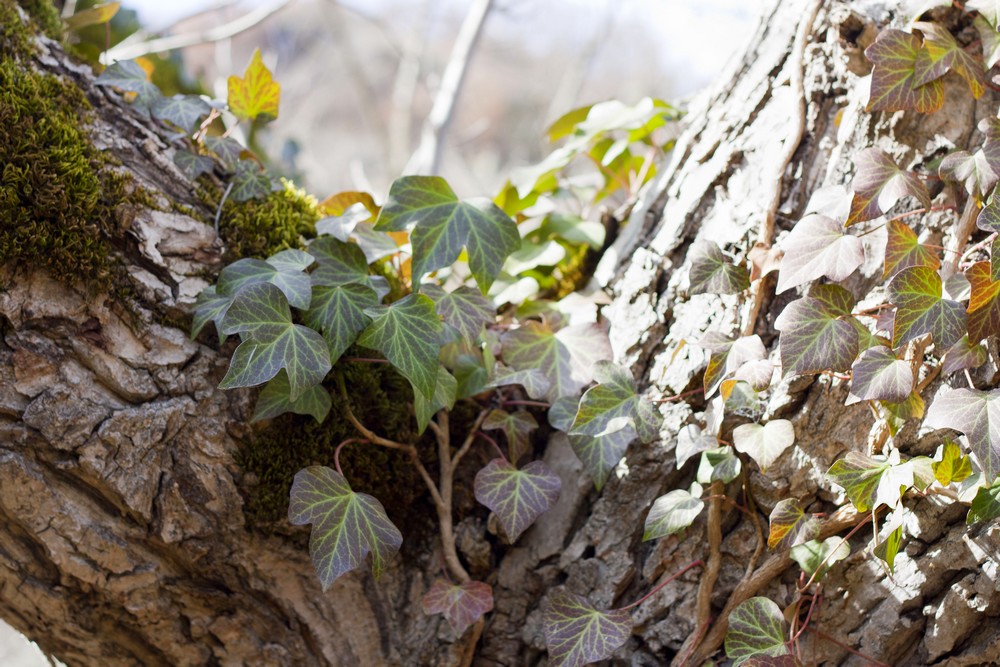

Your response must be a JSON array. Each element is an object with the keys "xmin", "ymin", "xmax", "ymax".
[{"xmin": 3, "ymin": 1, "xmax": 1000, "ymax": 666}]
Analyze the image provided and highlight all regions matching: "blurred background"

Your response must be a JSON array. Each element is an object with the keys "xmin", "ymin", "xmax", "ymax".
[{"xmin": 3, "ymin": 0, "xmax": 765, "ymax": 662}]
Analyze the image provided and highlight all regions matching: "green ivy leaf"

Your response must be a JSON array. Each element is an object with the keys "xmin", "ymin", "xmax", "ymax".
[
  {"xmin": 767, "ymin": 498, "xmax": 820, "ymax": 550},
  {"xmin": 700, "ymin": 333, "xmax": 767, "ymax": 398},
  {"xmin": 219, "ymin": 283, "xmax": 331, "ymax": 399},
  {"xmin": 151, "ymin": 94, "xmax": 212, "ymax": 133},
  {"xmin": 287, "ymin": 466, "xmax": 403, "ymax": 589},
  {"xmin": 790, "ymin": 537, "xmax": 850, "ymax": 579},
  {"xmin": 304, "ymin": 283, "xmax": 380, "ymax": 364},
  {"xmin": 191, "ymin": 285, "xmax": 232, "ymax": 341},
  {"xmin": 358, "ymin": 294, "xmax": 442, "ymax": 401},
  {"xmin": 542, "ymin": 590, "xmax": 631, "ymax": 667},
  {"xmin": 775, "ymin": 214, "xmax": 864, "ymax": 294},
  {"xmin": 849, "ymin": 346, "xmax": 914, "ymax": 404},
  {"xmin": 489, "ymin": 364, "xmax": 551, "ymax": 401},
  {"xmin": 970, "ymin": 0, "xmax": 1000, "ymax": 26},
  {"xmin": 725, "ymin": 597, "xmax": 790, "ymax": 666},
  {"xmin": 827, "ymin": 452, "xmax": 891, "ymax": 512},
  {"xmin": 501, "ymin": 321, "xmax": 612, "ymax": 401},
  {"xmin": 217, "ymin": 251, "xmax": 314, "ymax": 310},
  {"xmin": 874, "ymin": 524, "xmax": 904, "ymax": 573},
  {"xmin": 884, "ymin": 219, "xmax": 940, "ymax": 280},
  {"xmin": 252, "ymin": 370, "xmax": 331, "ymax": 423},
  {"xmin": 733, "ymin": 420, "xmax": 795, "ymax": 473},
  {"xmin": 231, "ymin": 161, "xmax": 277, "ymax": 202},
  {"xmin": 913, "ymin": 22, "xmax": 986, "ymax": 98},
  {"xmin": 94, "ymin": 60, "xmax": 160, "ymax": 109},
  {"xmin": 642, "ymin": 489, "xmax": 704, "ymax": 541},
  {"xmin": 205, "ymin": 135, "xmax": 245, "ymax": 168},
  {"xmin": 421, "ymin": 579, "xmax": 494, "ymax": 634},
  {"xmin": 483, "ymin": 409, "xmax": 538, "ymax": 465},
  {"xmin": 939, "ymin": 150, "xmax": 997, "ymax": 198},
  {"xmin": 474, "ymin": 458, "xmax": 561, "ymax": 542},
  {"xmin": 888, "ymin": 266, "xmax": 966, "ymax": 349},
  {"xmin": 570, "ymin": 361, "xmax": 659, "ymax": 443},
  {"xmin": 308, "ymin": 236, "xmax": 376, "ymax": 289},
  {"xmin": 848, "ymin": 148, "xmax": 931, "ymax": 225},
  {"xmin": 422, "ymin": 284, "xmax": 496, "ymax": 341},
  {"xmin": 567, "ymin": 426, "xmax": 635, "ymax": 491},
  {"xmin": 697, "ymin": 446, "xmax": 742, "ymax": 484},
  {"xmin": 925, "ymin": 386, "xmax": 1000, "ymax": 480},
  {"xmin": 173, "ymin": 149, "xmax": 215, "ymax": 180},
  {"xmin": 966, "ymin": 261, "xmax": 1000, "ymax": 343},
  {"xmin": 774, "ymin": 295, "xmax": 859, "ymax": 376},
  {"xmin": 865, "ymin": 29, "xmax": 945, "ymax": 114},
  {"xmin": 933, "ymin": 440, "xmax": 974, "ymax": 485},
  {"xmin": 967, "ymin": 477, "xmax": 1000, "ymax": 523},
  {"xmin": 412, "ymin": 366, "xmax": 457, "ymax": 434},
  {"xmin": 688, "ymin": 240, "xmax": 750, "ymax": 295},
  {"xmin": 374, "ymin": 176, "xmax": 520, "ymax": 292}
]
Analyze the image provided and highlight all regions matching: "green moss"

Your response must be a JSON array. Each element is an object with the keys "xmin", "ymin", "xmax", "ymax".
[
  {"xmin": 1, "ymin": 1, "xmax": 34, "ymax": 58},
  {"xmin": 16, "ymin": 0, "xmax": 60, "ymax": 41}
]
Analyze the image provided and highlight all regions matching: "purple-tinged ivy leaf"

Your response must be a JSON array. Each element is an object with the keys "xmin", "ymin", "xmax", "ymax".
[
  {"xmin": 767, "ymin": 498, "xmax": 820, "ymax": 550},
  {"xmin": 733, "ymin": 420, "xmax": 795, "ymax": 473},
  {"xmin": 700, "ymin": 333, "xmax": 767, "ymax": 398},
  {"xmin": 943, "ymin": 335, "xmax": 988, "ymax": 374},
  {"xmin": 542, "ymin": 590, "xmax": 631, "ymax": 667},
  {"xmin": 474, "ymin": 458, "xmax": 560, "ymax": 542},
  {"xmin": 888, "ymin": 266, "xmax": 966, "ymax": 349},
  {"xmin": 688, "ymin": 240, "xmax": 750, "ymax": 295},
  {"xmin": 421, "ymin": 579, "xmax": 494, "ymax": 634},
  {"xmin": 790, "ymin": 538, "xmax": 850, "ymax": 579},
  {"xmin": 978, "ymin": 193, "xmax": 1000, "ymax": 232},
  {"xmin": 827, "ymin": 452, "xmax": 891, "ymax": 512},
  {"xmin": 173, "ymin": 148, "xmax": 215, "ymax": 180},
  {"xmin": 724, "ymin": 597, "xmax": 790, "ymax": 665},
  {"xmin": 925, "ymin": 386, "xmax": 1000, "ymax": 480},
  {"xmin": 421, "ymin": 284, "xmax": 496, "ymax": 341},
  {"xmin": 992, "ymin": 236, "xmax": 1000, "ymax": 282},
  {"xmin": 570, "ymin": 361, "xmax": 660, "ymax": 443},
  {"xmin": 884, "ymin": 219, "xmax": 940, "ymax": 280},
  {"xmin": 940, "ymin": 150, "xmax": 997, "ymax": 197},
  {"xmin": 848, "ymin": 148, "xmax": 931, "ymax": 225},
  {"xmin": 848, "ymin": 346, "xmax": 914, "ymax": 404},
  {"xmin": 967, "ymin": 261, "xmax": 1000, "ymax": 343},
  {"xmin": 913, "ymin": 22, "xmax": 986, "ymax": 98},
  {"xmin": 501, "ymin": 321, "xmax": 612, "ymax": 401},
  {"xmin": 483, "ymin": 409, "xmax": 538, "ymax": 465},
  {"xmin": 933, "ymin": 440, "xmax": 973, "ymax": 486},
  {"xmin": 975, "ymin": 16, "xmax": 1000, "ymax": 69},
  {"xmin": 287, "ymin": 466, "xmax": 403, "ymax": 590},
  {"xmin": 967, "ymin": 477, "xmax": 1000, "ymax": 524},
  {"xmin": 642, "ymin": 489, "xmax": 704, "ymax": 541},
  {"xmin": 775, "ymin": 296, "xmax": 859, "ymax": 376},
  {"xmin": 865, "ymin": 29, "xmax": 945, "ymax": 114},
  {"xmin": 775, "ymin": 214, "xmax": 864, "ymax": 294},
  {"xmin": 808, "ymin": 283, "xmax": 856, "ymax": 315},
  {"xmin": 568, "ymin": 426, "xmax": 635, "ymax": 491}
]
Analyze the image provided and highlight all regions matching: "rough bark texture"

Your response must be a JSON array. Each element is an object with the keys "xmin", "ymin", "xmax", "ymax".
[{"xmin": 2, "ymin": 1, "xmax": 1000, "ymax": 666}]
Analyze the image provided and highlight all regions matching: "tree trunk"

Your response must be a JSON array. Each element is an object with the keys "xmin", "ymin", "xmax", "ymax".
[{"xmin": 2, "ymin": 1, "xmax": 999, "ymax": 666}]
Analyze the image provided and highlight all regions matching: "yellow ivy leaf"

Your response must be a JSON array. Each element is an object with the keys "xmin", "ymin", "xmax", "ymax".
[
  {"xmin": 227, "ymin": 48, "xmax": 280, "ymax": 122},
  {"xmin": 65, "ymin": 2, "xmax": 120, "ymax": 31}
]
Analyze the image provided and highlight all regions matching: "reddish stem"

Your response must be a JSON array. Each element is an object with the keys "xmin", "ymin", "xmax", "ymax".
[
  {"xmin": 502, "ymin": 400, "xmax": 550, "ymax": 408},
  {"xmin": 652, "ymin": 387, "xmax": 705, "ymax": 404},
  {"xmin": 477, "ymin": 431, "xmax": 507, "ymax": 461},
  {"xmin": 334, "ymin": 438, "xmax": 370, "ymax": 476},
  {"xmin": 790, "ymin": 592, "xmax": 821, "ymax": 643},
  {"xmin": 342, "ymin": 356, "xmax": 390, "ymax": 364},
  {"xmin": 617, "ymin": 560, "xmax": 704, "ymax": 611},
  {"xmin": 807, "ymin": 627, "xmax": 891, "ymax": 667}
]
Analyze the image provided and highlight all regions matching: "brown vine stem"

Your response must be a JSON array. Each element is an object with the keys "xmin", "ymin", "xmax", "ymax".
[
  {"xmin": 742, "ymin": 0, "xmax": 823, "ymax": 337},
  {"xmin": 674, "ymin": 480, "xmax": 723, "ymax": 665},
  {"xmin": 942, "ymin": 196, "xmax": 981, "ymax": 279}
]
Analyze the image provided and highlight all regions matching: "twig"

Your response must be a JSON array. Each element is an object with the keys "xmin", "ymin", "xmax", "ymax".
[
  {"xmin": 942, "ymin": 196, "xmax": 981, "ymax": 279},
  {"xmin": 674, "ymin": 480, "xmax": 723, "ymax": 664},
  {"xmin": 617, "ymin": 560, "xmax": 704, "ymax": 611},
  {"xmin": 452, "ymin": 410, "xmax": 491, "ymax": 468},
  {"xmin": 477, "ymin": 430, "xmax": 507, "ymax": 461},
  {"xmin": 742, "ymin": 470, "xmax": 765, "ymax": 574},
  {"xmin": 213, "ymin": 181, "xmax": 234, "ymax": 233},
  {"xmin": 807, "ymin": 627, "xmax": 891, "ymax": 667},
  {"xmin": 333, "ymin": 438, "xmax": 369, "ymax": 476}
]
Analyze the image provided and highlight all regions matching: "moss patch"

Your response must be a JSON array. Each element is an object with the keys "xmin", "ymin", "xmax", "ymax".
[{"xmin": 16, "ymin": 0, "xmax": 61, "ymax": 41}]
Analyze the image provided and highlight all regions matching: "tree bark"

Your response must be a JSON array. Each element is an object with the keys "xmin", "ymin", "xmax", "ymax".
[{"xmin": 3, "ymin": 1, "xmax": 1000, "ymax": 666}]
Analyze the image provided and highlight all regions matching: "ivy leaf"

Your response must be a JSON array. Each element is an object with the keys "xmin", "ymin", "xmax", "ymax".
[
  {"xmin": 848, "ymin": 346, "xmax": 914, "ymax": 404},
  {"xmin": 888, "ymin": 266, "xmax": 967, "ymax": 349},
  {"xmin": 217, "ymin": 252, "xmax": 313, "ymax": 310},
  {"xmin": 700, "ymin": 333, "xmax": 767, "ymax": 398},
  {"xmin": 173, "ymin": 149, "xmax": 215, "ymax": 180},
  {"xmin": 697, "ymin": 446, "xmax": 742, "ymax": 484},
  {"xmin": 848, "ymin": 148, "xmax": 931, "ymax": 225},
  {"xmin": 219, "ymin": 283, "xmax": 331, "ymax": 399},
  {"xmin": 151, "ymin": 94, "xmax": 211, "ymax": 133},
  {"xmin": 925, "ymin": 386, "xmax": 1000, "ymax": 480},
  {"xmin": 227, "ymin": 48, "xmax": 280, "ymax": 122},
  {"xmin": 205, "ymin": 135, "xmax": 245, "ymax": 168},
  {"xmin": 501, "ymin": 321, "xmax": 612, "ymax": 401},
  {"xmin": 676, "ymin": 424, "xmax": 719, "ymax": 468},
  {"xmin": 570, "ymin": 361, "xmax": 659, "ymax": 443},
  {"xmin": 374, "ymin": 176, "xmax": 520, "ymax": 292},
  {"xmin": 944, "ymin": 336, "xmax": 989, "ymax": 375},
  {"xmin": 422, "ymin": 284, "xmax": 495, "ymax": 341},
  {"xmin": 483, "ymin": 409, "xmax": 538, "ymax": 465},
  {"xmin": 970, "ymin": 0, "xmax": 1000, "ymax": 26},
  {"xmin": 913, "ymin": 22, "xmax": 986, "ymax": 98},
  {"xmin": 741, "ymin": 657, "xmax": 798, "ymax": 667},
  {"xmin": 413, "ymin": 366, "xmax": 457, "ymax": 434},
  {"xmin": 975, "ymin": 15, "xmax": 1000, "ymax": 69},
  {"xmin": 231, "ymin": 161, "xmax": 277, "ymax": 202},
  {"xmin": 775, "ymin": 215, "xmax": 864, "ymax": 294},
  {"xmin": 568, "ymin": 426, "xmax": 635, "ymax": 491},
  {"xmin": 252, "ymin": 370, "xmax": 331, "ymax": 423},
  {"xmin": 287, "ymin": 466, "xmax": 402, "ymax": 589},
  {"xmin": 790, "ymin": 538, "xmax": 850, "ymax": 579},
  {"xmin": 191, "ymin": 285, "xmax": 232, "ymax": 341},
  {"xmin": 827, "ymin": 452, "xmax": 891, "ymax": 512},
  {"xmin": 421, "ymin": 579, "xmax": 494, "ymax": 634},
  {"xmin": 966, "ymin": 261, "xmax": 1000, "ymax": 343},
  {"xmin": 688, "ymin": 240, "xmax": 750, "ymax": 295},
  {"xmin": 358, "ymin": 294, "xmax": 442, "ymax": 401},
  {"xmin": 865, "ymin": 29, "xmax": 945, "ymax": 114},
  {"xmin": 939, "ymin": 150, "xmax": 997, "ymax": 197},
  {"xmin": 489, "ymin": 364, "xmax": 551, "ymax": 401},
  {"xmin": 933, "ymin": 441, "xmax": 974, "ymax": 486},
  {"xmin": 95, "ymin": 60, "xmax": 160, "ymax": 108},
  {"xmin": 724, "ymin": 597, "xmax": 790, "ymax": 666},
  {"xmin": 64, "ymin": 2, "xmax": 120, "ymax": 30},
  {"xmin": 642, "ymin": 489, "xmax": 705, "ymax": 541},
  {"xmin": 767, "ymin": 498, "xmax": 820, "ymax": 550},
  {"xmin": 542, "ymin": 590, "xmax": 631, "ymax": 667},
  {"xmin": 774, "ymin": 295, "xmax": 859, "ymax": 376},
  {"xmin": 474, "ymin": 458, "xmax": 561, "ymax": 542},
  {"xmin": 304, "ymin": 283, "xmax": 379, "ymax": 364},
  {"xmin": 308, "ymin": 236, "xmax": 374, "ymax": 289},
  {"xmin": 884, "ymin": 219, "xmax": 940, "ymax": 279},
  {"xmin": 874, "ymin": 524, "xmax": 904, "ymax": 573},
  {"xmin": 967, "ymin": 477, "xmax": 1000, "ymax": 523},
  {"xmin": 733, "ymin": 420, "xmax": 795, "ymax": 473}
]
